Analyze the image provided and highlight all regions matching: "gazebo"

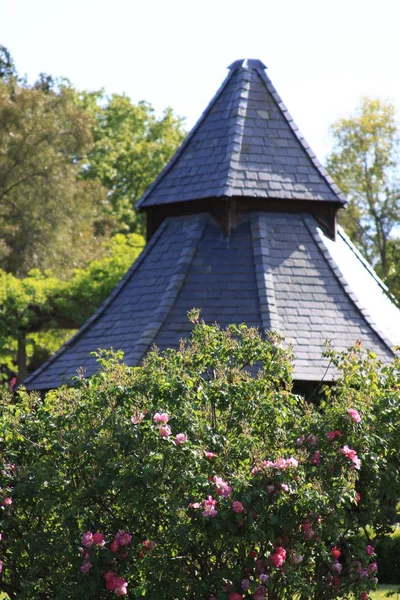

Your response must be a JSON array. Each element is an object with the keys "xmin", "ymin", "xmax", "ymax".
[{"xmin": 25, "ymin": 59, "xmax": 400, "ymax": 391}]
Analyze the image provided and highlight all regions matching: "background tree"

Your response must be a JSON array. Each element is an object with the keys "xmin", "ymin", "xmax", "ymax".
[
  {"xmin": 0, "ymin": 76, "xmax": 109, "ymax": 277},
  {"xmin": 0, "ymin": 233, "xmax": 145, "ymax": 383},
  {"xmin": 326, "ymin": 97, "xmax": 400, "ymax": 279},
  {"xmin": 82, "ymin": 94, "xmax": 186, "ymax": 234},
  {"xmin": 0, "ymin": 45, "xmax": 18, "ymax": 82},
  {"xmin": 0, "ymin": 47, "xmax": 185, "ymax": 382}
]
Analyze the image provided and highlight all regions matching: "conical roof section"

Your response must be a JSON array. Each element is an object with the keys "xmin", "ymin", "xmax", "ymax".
[
  {"xmin": 24, "ymin": 211, "xmax": 399, "ymax": 390},
  {"xmin": 137, "ymin": 59, "xmax": 345, "ymax": 208}
]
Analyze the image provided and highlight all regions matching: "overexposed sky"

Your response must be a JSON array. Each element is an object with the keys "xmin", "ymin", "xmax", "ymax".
[{"xmin": 2, "ymin": 0, "xmax": 400, "ymax": 161}]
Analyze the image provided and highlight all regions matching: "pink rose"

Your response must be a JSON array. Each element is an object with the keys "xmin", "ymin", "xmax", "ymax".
[
  {"xmin": 2, "ymin": 498, "xmax": 12, "ymax": 506},
  {"xmin": 153, "ymin": 412, "xmax": 169, "ymax": 423},
  {"xmin": 347, "ymin": 408, "xmax": 362, "ymax": 423},
  {"xmin": 110, "ymin": 540, "xmax": 119, "ymax": 553},
  {"xmin": 327, "ymin": 430, "xmax": 342, "ymax": 442},
  {"xmin": 365, "ymin": 545, "xmax": 374, "ymax": 556},
  {"xmin": 80, "ymin": 560, "xmax": 92, "ymax": 573},
  {"xmin": 202, "ymin": 496, "xmax": 218, "ymax": 518},
  {"xmin": 142, "ymin": 539, "xmax": 156, "ymax": 550},
  {"xmin": 159, "ymin": 425, "xmax": 172, "ymax": 437},
  {"xmin": 309, "ymin": 450, "xmax": 321, "ymax": 466},
  {"xmin": 116, "ymin": 530, "xmax": 132, "ymax": 546},
  {"xmin": 213, "ymin": 475, "xmax": 232, "ymax": 497},
  {"xmin": 132, "ymin": 411, "xmax": 145, "ymax": 424},
  {"xmin": 93, "ymin": 532, "xmax": 105, "ymax": 546},
  {"xmin": 281, "ymin": 484, "xmax": 289, "ymax": 492},
  {"xmin": 204, "ymin": 451, "xmax": 217, "ymax": 459},
  {"xmin": 175, "ymin": 433, "xmax": 188, "ymax": 445},
  {"xmin": 81, "ymin": 531, "xmax": 93, "ymax": 548},
  {"xmin": 232, "ymin": 500, "xmax": 244, "ymax": 513},
  {"xmin": 229, "ymin": 594, "xmax": 243, "ymax": 600},
  {"xmin": 339, "ymin": 445, "xmax": 361, "ymax": 469},
  {"xmin": 114, "ymin": 580, "xmax": 128, "ymax": 596},
  {"xmin": 276, "ymin": 546, "xmax": 286, "ymax": 559},
  {"xmin": 361, "ymin": 593, "xmax": 368, "ymax": 600},
  {"xmin": 368, "ymin": 562, "xmax": 377, "ymax": 573},
  {"xmin": 269, "ymin": 552, "xmax": 285, "ymax": 568}
]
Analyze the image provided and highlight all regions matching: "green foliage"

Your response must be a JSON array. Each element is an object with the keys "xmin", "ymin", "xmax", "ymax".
[
  {"xmin": 375, "ymin": 528, "xmax": 400, "ymax": 584},
  {"xmin": 326, "ymin": 97, "xmax": 400, "ymax": 276},
  {"xmin": 0, "ymin": 77, "xmax": 108, "ymax": 277},
  {"xmin": 82, "ymin": 93, "xmax": 186, "ymax": 234},
  {"xmin": 0, "ymin": 320, "xmax": 398, "ymax": 598},
  {"xmin": 0, "ymin": 233, "xmax": 145, "ymax": 382}
]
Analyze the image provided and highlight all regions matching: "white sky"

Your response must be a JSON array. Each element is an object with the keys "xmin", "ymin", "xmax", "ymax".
[{"xmin": 2, "ymin": 0, "xmax": 400, "ymax": 161}]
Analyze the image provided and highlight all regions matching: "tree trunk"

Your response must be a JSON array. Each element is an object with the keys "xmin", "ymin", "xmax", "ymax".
[{"xmin": 17, "ymin": 332, "xmax": 27, "ymax": 384}]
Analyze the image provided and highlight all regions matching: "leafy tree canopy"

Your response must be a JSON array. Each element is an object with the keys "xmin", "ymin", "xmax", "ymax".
[
  {"xmin": 82, "ymin": 93, "xmax": 186, "ymax": 234},
  {"xmin": 326, "ymin": 97, "xmax": 400, "ymax": 277},
  {"xmin": 0, "ymin": 232, "xmax": 145, "ymax": 383}
]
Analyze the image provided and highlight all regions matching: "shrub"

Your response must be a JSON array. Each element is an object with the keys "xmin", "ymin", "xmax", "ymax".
[
  {"xmin": 0, "ymin": 316, "xmax": 399, "ymax": 599},
  {"xmin": 375, "ymin": 528, "xmax": 400, "ymax": 584}
]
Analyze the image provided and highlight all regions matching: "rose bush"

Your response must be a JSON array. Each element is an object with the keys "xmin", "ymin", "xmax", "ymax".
[{"xmin": 0, "ymin": 313, "xmax": 399, "ymax": 598}]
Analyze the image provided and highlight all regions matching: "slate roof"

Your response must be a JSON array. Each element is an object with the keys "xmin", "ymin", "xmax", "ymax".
[
  {"xmin": 137, "ymin": 59, "xmax": 345, "ymax": 208},
  {"xmin": 25, "ymin": 212, "xmax": 399, "ymax": 390}
]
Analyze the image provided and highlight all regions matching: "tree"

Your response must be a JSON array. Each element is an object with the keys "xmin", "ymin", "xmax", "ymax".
[
  {"xmin": 326, "ymin": 97, "xmax": 400, "ymax": 277},
  {"xmin": 0, "ymin": 318, "xmax": 398, "ymax": 598},
  {"xmin": 0, "ymin": 46, "xmax": 17, "ymax": 82},
  {"xmin": 0, "ymin": 232, "xmax": 145, "ymax": 383},
  {"xmin": 0, "ymin": 76, "xmax": 110, "ymax": 277},
  {"xmin": 82, "ymin": 94, "xmax": 186, "ymax": 234}
]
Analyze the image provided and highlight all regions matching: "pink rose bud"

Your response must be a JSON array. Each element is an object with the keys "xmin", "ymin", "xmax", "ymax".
[
  {"xmin": 204, "ymin": 451, "xmax": 217, "ymax": 459},
  {"xmin": 366, "ymin": 545, "xmax": 374, "ymax": 556},
  {"xmin": 175, "ymin": 433, "xmax": 188, "ymax": 445},
  {"xmin": 232, "ymin": 500, "xmax": 244, "ymax": 513}
]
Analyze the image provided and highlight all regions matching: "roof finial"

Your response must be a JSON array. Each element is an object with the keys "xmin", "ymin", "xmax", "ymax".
[{"xmin": 228, "ymin": 58, "xmax": 267, "ymax": 71}]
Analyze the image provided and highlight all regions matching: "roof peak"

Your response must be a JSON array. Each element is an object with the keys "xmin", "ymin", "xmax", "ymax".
[
  {"xmin": 137, "ymin": 59, "xmax": 345, "ymax": 210},
  {"xmin": 228, "ymin": 58, "xmax": 267, "ymax": 71}
]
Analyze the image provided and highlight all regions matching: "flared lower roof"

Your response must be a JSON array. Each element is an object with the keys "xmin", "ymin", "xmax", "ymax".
[{"xmin": 25, "ymin": 212, "xmax": 398, "ymax": 390}]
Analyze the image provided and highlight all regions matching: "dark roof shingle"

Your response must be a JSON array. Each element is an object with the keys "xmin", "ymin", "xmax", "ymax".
[{"xmin": 137, "ymin": 59, "xmax": 345, "ymax": 208}]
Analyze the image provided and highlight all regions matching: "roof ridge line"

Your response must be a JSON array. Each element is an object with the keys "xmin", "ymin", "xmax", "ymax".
[
  {"xmin": 251, "ymin": 212, "xmax": 282, "ymax": 331},
  {"xmin": 337, "ymin": 225, "xmax": 400, "ymax": 306},
  {"xmin": 23, "ymin": 221, "xmax": 169, "ymax": 387},
  {"xmin": 125, "ymin": 214, "xmax": 208, "ymax": 364},
  {"xmin": 303, "ymin": 215, "xmax": 394, "ymax": 353},
  {"xmin": 136, "ymin": 68, "xmax": 236, "ymax": 209},
  {"xmin": 221, "ymin": 67, "xmax": 251, "ymax": 196},
  {"xmin": 255, "ymin": 67, "xmax": 346, "ymax": 205}
]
